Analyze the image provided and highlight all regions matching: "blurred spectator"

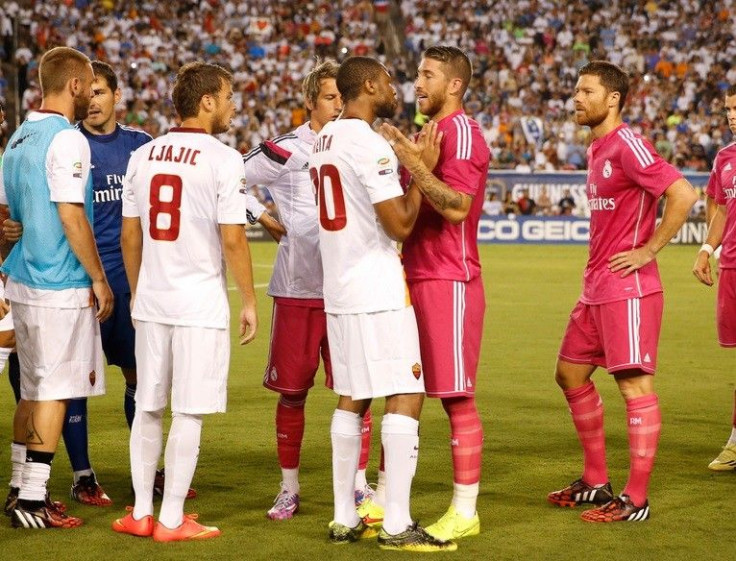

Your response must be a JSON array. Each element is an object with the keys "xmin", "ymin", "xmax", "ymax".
[
  {"xmin": 558, "ymin": 188, "xmax": 576, "ymax": 216},
  {"xmin": 482, "ymin": 191, "xmax": 503, "ymax": 216},
  {"xmin": 502, "ymin": 191, "xmax": 519, "ymax": 215},
  {"xmin": 517, "ymin": 188, "xmax": 537, "ymax": 216},
  {"xmin": 536, "ymin": 186, "xmax": 553, "ymax": 215}
]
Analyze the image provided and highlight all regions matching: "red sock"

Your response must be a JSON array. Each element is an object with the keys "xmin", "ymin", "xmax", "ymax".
[
  {"xmin": 563, "ymin": 381, "xmax": 608, "ymax": 485},
  {"xmin": 276, "ymin": 394, "xmax": 307, "ymax": 469},
  {"xmin": 358, "ymin": 409, "xmax": 372, "ymax": 471},
  {"xmin": 622, "ymin": 393, "xmax": 660, "ymax": 507},
  {"xmin": 442, "ymin": 397, "xmax": 483, "ymax": 485}
]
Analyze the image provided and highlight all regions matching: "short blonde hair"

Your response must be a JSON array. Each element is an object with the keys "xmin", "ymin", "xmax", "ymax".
[
  {"xmin": 39, "ymin": 47, "xmax": 91, "ymax": 96},
  {"xmin": 302, "ymin": 59, "xmax": 339, "ymax": 107}
]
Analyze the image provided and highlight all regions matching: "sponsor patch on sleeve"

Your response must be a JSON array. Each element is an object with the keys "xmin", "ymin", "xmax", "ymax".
[{"xmin": 72, "ymin": 161, "xmax": 83, "ymax": 179}]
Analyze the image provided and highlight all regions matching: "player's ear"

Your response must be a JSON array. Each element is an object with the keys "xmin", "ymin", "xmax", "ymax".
[
  {"xmin": 608, "ymin": 90, "xmax": 620, "ymax": 110},
  {"xmin": 113, "ymin": 88, "xmax": 123, "ymax": 106},
  {"xmin": 200, "ymin": 93, "xmax": 215, "ymax": 113}
]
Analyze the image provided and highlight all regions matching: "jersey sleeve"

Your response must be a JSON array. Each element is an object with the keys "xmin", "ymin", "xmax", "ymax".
[
  {"xmin": 356, "ymin": 134, "xmax": 403, "ymax": 205},
  {"xmin": 245, "ymin": 193, "xmax": 266, "ymax": 225},
  {"xmin": 438, "ymin": 121, "xmax": 487, "ymax": 197},
  {"xmin": 707, "ymin": 152, "xmax": 724, "ymax": 204},
  {"xmin": 121, "ymin": 147, "xmax": 143, "ymax": 218},
  {"xmin": 243, "ymin": 140, "xmax": 292, "ymax": 187},
  {"xmin": 217, "ymin": 148, "xmax": 250, "ymax": 225},
  {"xmin": 619, "ymin": 130, "xmax": 682, "ymax": 199},
  {"xmin": 47, "ymin": 129, "xmax": 91, "ymax": 203}
]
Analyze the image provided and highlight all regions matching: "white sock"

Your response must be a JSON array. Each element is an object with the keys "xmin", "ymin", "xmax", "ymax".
[
  {"xmin": 727, "ymin": 427, "xmax": 736, "ymax": 446},
  {"xmin": 354, "ymin": 468, "xmax": 368, "ymax": 492},
  {"xmin": 451, "ymin": 482, "xmax": 479, "ymax": 518},
  {"xmin": 130, "ymin": 409, "xmax": 163, "ymax": 520},
  {"xmin": 159, "ymin": 412, "xmax": 203, "ymax": 529},
  {"xmin": 281, "ymin": 468, "xmax": 300, "ymax": 494},
  {"xmin": 381, "ymin": 413, "xmax": 418, "ymax": 535},
  {"xmin": 330, "ymin": 409, "xmax": 362, "ymax": 528},
  {"xmin": 73, "ymin": 469, "xmax": 94, "ymax": 484},
  {"xmin": 10, "ymin": 442, "xmax": 25, "ymax": 489},
  {"xmin": 18, "ymin": 459, "xmax": 50, "ymax": 502},
  {"xmin": 374, "ymin": 469, "xmax": 386, "ymax": 508}
]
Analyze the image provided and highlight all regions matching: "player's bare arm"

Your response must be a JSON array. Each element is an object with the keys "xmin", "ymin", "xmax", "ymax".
[
  {"xmin": 58, "ymin": 201, "xmax": 114, "ymax": 321},
  {"xmin": 121, "ymin": 216, "xmax": 142, "ymax": 313},
  {"xmin": 379, "ymin": 123, "xmax": 472, "ymax": 224},
  {"xmin": 221, "ymin": 223, "xmax": 258, "ymax": 345},
  {"xmin": 693, "ymin": 203, "xmax": 726, "ymax": 287},
  {"xmin": 258, "ymin": 212, "xmax": 287, "ymax": 243},
  {"xmin": 374, "ymin": 181, "xmax": 423, "ymax": 242},
  {"xmin": 608, "ymin": 178, "xmax": 698, "ymax": 278}
]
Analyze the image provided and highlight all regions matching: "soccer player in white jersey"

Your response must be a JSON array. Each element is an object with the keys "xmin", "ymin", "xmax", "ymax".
[
  {"xmin": 113, "ymin": 62, "xmax": 257, "ymax": 542},
  {"xmin": 243, "ymin": 60, "xmax": 380, "ymax": 522},
  {"xmin": 310, "ymin": 56, "xmax": 455, "ymax": 552},
  {"xmin": 546, "ymin": 61, "xmax": 696, "ymax": 522},
  {"xmin": 693, "ymin": 84, "xmax": 736, "ymax": 471}
]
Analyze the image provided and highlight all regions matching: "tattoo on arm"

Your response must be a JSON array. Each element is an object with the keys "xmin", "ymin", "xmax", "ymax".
[{"xmin": 410, "ymin": 166, "xmax": 464, "ymax": 210}]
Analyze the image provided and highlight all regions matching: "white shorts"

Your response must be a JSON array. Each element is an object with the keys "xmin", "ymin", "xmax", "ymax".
[
  {"xmin": 13, "ymin": 302, "xmax": 105, "ymax": 401},
  {"xmin": 327, "ymin": 306, "xmax": 425, "ymax": 400},
  {"xmin": 0, "ymin": 282, "xmax": 15, "ymax": 350},
  {"xmin": 135, "ymin": 321, "xmax": 231, "ymax": 414}
]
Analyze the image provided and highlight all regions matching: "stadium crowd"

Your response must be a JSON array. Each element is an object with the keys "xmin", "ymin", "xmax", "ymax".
[{"xmin": 0, "ymin": 0, "xmax": 735, "ymax": 174}]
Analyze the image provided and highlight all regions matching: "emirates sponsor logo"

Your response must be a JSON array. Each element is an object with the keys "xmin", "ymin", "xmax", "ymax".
[
  {"xmin": 724, "ymin": 187, "xmax": 736, "ymax": 199},
  {"xmin": 589, "ymin": 197, "xmax": 616, "ymax": 211}
]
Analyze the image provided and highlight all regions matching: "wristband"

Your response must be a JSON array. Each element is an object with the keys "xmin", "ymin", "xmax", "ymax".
[{"xmin": 700, "ymin": 243, "xmax": 715, "ymax": 256}]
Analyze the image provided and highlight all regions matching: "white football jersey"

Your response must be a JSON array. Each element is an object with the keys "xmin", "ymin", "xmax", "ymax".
[
  {"xmin": 243, "ymin": 122, "xmax": 322, "ymax": 299},
  {"xmin": 309, "ymin": 119, "xmax": 407, "ymax": 314},
  {"xmin": 122, "ymin": 128, "xmax": 248, "ymax": 328}
]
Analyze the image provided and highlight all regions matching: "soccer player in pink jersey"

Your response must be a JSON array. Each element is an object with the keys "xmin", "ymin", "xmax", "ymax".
[
  {"xmin": 381, "ymin": 45, "xmax": 490, "ymax": 541},
  {"xmin": 114, "ymin": 62, "xmax": 257, "ymax": 542},
  {"xmin": 547, "ymin": 61, "xmax": 697, "ymax": 522},
  {"xmin": 693, "ymin": 84, "xmax": 736, "ymax": 471},
  {"xmin": 242, "ymin": 60, "xmax": 380, "ymax": 522}
]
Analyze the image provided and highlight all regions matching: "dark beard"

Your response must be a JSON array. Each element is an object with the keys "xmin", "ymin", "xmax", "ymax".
[
  {"xmin": 375, "ymin": 97, "xmax": 397, "ymax": 119},
  {"xmin": 73, "ymin": 97, "xmax": 90, "ymax": 121}
]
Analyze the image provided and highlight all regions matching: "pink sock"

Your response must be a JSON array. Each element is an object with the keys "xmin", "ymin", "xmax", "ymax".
[
  {"xmin": 622, "ymin": 394, "xmax": 661, "ymax": 507},
  {"xmin": 563, "ymin": 382, "xmax": 608, "ymax": 485},
  {"xmin": 358, "ymin": 409, "xmax": 372, "ymax": 471},
  {"xmin": 276, "ymin": 394, "xmax": 307, "ymax": 470},
  {"xmin": 442, "ymin": 397, "xmax": 483, "ymax": 485}
]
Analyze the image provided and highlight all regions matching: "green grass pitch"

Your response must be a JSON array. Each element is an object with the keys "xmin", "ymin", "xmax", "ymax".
[{"xmin": 0, "ymin": 243, "xmax": 733, "ymax": 560}]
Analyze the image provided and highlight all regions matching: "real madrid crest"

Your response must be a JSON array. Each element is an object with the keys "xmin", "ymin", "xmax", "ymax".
[{"xmin": 603, "ymin": 159, "xmax": 612, "ymax": 179}]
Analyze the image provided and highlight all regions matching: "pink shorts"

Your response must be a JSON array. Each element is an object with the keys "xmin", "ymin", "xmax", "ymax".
[
  {"xmin": 409, "ymin": 276, "xmax": 486, "ymax": 398},
  {"xmin": 558, "ymin": 293, "xmax": 663, "ymax": 374},
  {"xmin": 263, "ymin": 297, "xmax": 332, "ymax": 394},
  {"xmin": 717, "ymin": 269, "xmax": 736, "ymax": 347}
]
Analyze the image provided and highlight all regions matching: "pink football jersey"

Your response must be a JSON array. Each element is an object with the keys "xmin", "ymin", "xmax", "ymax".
[
  {"xmin": 709, "ymin": 142, "xmax": 736, "ymax": 269},
  {"xmin": 402, "ymin": 110, "xmax": 490, "ymax": 282},
  {"xmin": 581, "ymin": 124, "xmax": 682, "ymax": 304}
]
